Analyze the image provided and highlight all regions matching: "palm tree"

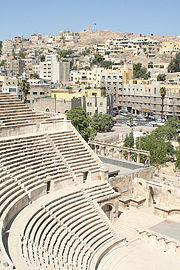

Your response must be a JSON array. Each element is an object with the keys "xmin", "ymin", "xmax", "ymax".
[
  {"xmin": 21, "ymin": 80, "xmax": 30, "ymax": 103},
  {"xmin": 160, "ymin": 87, "xmax": 166, "ymax": 119},
  {"xmin": 129, "ymin": 117, "xmax": 133, "ymax": 127}
]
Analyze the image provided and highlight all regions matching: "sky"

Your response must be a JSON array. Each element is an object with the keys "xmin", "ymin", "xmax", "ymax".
[{"xmin": 1, "ymin": 0, "xmax": 180, "ymax": 40}]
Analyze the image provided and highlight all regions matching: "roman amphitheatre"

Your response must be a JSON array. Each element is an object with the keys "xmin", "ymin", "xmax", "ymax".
[{"xmin": 0, "ymin": 93, "xmax": 180, "ymax": 270}]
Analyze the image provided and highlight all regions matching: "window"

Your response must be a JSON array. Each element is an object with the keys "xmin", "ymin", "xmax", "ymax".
[
  {"xmin": 100, "ymin": 102, "xmax": 103, "ymax": 107},
  {"xmin": 33, "ymin": 92, "xmax": 37, "ymax": 95},
  {"xmin": 9, "ymin": 88, "xmax": 16, "ymax": 93}
]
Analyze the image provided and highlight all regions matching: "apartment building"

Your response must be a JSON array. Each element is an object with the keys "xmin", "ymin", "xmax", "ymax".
[
  {"xmin": 104, "ymin": 36, "xmax": 159, "ymax": 56},
  {"xmin": 147, "ymin": 62, "xmax": 169, "ymax": 76},
  {"xmin": 2, "ymin": 77, "xmax": 21, "ymax": 98},
  {"xmin": 39, "ymin": 55, "xmax": 70, "ymax": 84},
  {"xmin": 166, "ymin": 72, "xmax": 180, "ymax": 85},
  {"xmin": 5, "ymin": 59, "xmax": 25, "ymax": 77},
  {"xmin": 34, "ymin": 89, "xmax": 112, "ymax": 115},
  {"xmin": 100, "ymin": 71, "xmax": 123, "ymax": 102},
  {"xmin": 118, "ymin": 82, "xmax": 180, "ymax": 118},
  {"xmin": 159, "ymin": 41, "xmax": 180, "ymax": 55},
  {"xmin": 70, "ymin": 68, "xmax": 104, "ymax": 87}
]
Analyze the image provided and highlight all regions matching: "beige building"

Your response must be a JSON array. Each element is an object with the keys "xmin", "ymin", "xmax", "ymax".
[
  {"xmin": 5, "ymin": 59, "xmax": 25, "ymax": 77},
  {"xmin": 159, "ymin": 41, "xmax": 180, "ymax": 55},
  {"xmin": 119, "ymin": 82, "xmax": 180, "ymax": 118},
  {"xmin": 34, "ymin": 87, "xmax": 112, "ymax": 115},
  {"xmin": 1, "ymin": 76, "xmax": 21, "ymax": 98}
]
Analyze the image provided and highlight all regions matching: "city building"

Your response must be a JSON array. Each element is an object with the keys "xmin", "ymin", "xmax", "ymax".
[
  {"xmin": 33, "ymin": 87, "xmax": 113, "ymax": 115},
  {"xmin": 39, "ymin": 55, "xmax": 70, "ymax": 84},
  {"xmin": 118, "ymin": 81, "xmax": 180, "ymax": 118},
  {"xmin": 5, "ymin": 59, "xmax": 25, "ymax": 77},
  {"xmin": 1, "ymin": 76, "xmax": 22, "ymax": 98}
]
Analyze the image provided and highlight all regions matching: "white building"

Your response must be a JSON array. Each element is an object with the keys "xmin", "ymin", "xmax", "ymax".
[{"xmin": 39, "ymin": 55, "xmax": 70, "ymax": 84}]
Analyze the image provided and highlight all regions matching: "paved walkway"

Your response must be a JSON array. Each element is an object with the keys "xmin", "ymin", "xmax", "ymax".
[
  {"xmin": 109, "ymin": 207, "xmax": 180, "ymax": 269},
  {"xmin": 98, "ymin": 239, "xmax": 180, "ymax": 270},
  {"xmin": 114, "ymin": 207, "xmax": 163, "ymax": 241},
  {"xmin": 151, "ymin": 220, "xmax": 180, "ymax": 241},
  {"xmin": 103, "ymin": 163, "xmax": 134, "ymax": 175}
]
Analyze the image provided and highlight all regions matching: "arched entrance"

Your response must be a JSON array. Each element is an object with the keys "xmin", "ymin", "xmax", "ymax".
[
  {"xmin": 113, "ymin": 187, "xmax": 119, "ymax": 193},
  {"xmin": 102, "ymin": 204, "xmax": 113, "ymax": 219},
  {"xmin": 149, "ymin": 186, "xmax": 156, "ymax": 204}
]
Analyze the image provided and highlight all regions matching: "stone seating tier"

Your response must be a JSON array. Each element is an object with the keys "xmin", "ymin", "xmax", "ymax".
[
  {"xmin": 0, "ymin": 93, "xmax": 64, "ymax": 127},
  {"xmin": 49, "ymin": 131, "xmax": 101, "ymax": 174},
  {"xmin": 8, "ymin": 188, "xmax": 123, "ymax": 270}
]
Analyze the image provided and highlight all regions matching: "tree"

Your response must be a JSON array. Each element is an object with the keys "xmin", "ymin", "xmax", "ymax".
[
  {"xmin": 91, "ymin": 54, "xmax": 113, "ymax": 69},
  {"xmin": 21, "ymin": 80, "xmax": 30, "ymax": 103},
  {"xmin": 18, "ymin": 50, "xmax": 26, "ymax": 59},
  {"xmin": 148, "ymin": 61, "xmax": 153, "ymax": 68},
  {"xmin": 0, "ymin": 41, "xmax": 2, "ymax": 55},
  {"xmin": 91, "ymin": 113, "xmax": 114, "ymax": 132},
  {"xmin": 129, "ymin": 117, "xmax": 133, "ymax": 127},
  {"xmin": 84, "ymin": 66, "xmax": 91, "ymax": 70},
  {"xmin": 12, "ymin": 48, "xmax": 16, "ymax": 59},
  {"xmin": 136, "ymin": 122, "xmax": 176, "ymax": 167},
  {"xmin": 175, "ymin": 149, "xmax": 180, "ymax": 169},
  {"xmin": 123, "ymin": 130, "xmax": 134, "ymax": 148},
  {"xmin": 0, "ymin": 60, "xmax": 6, "ymax": 66},
  {"xmin": 160, "ymin": 87, "xmax": 166, "ymax": 119},
  {"xmin": 133, "ymin": 63, "xmax": 150, "ymax": 79},
  {"xmin": 123, "ymin": 131, "xmax": 135, "ymax": 160},
  {"xmin": 136, "ymin": 133, "xmax": 169, "ymax": 166},
  {"xmin": 58, "ymin": 50, "xmax": 73, "ymax": 58},
  {"xmin": 31, "ymin": 73, "xmax": 39, "ymax": 79},
  {"xmin": 40, "ymin": 55, "xmax": 45, "ymax": 62},
  {"xmin": 157, "ymin": 74, "xmax": 166, "ymax": 81},
  {"xmin": 67, "ymin": 107, "xmax": 96, "ymax": 142},
  {"xmin": 168, "ymin": 53, "xmax": 180, "ymax": 73}
]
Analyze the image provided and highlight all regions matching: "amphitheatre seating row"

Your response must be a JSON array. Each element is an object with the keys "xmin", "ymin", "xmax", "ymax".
[
  {"xmin": 0, "ymin": 93, "xmax": 63, "ymax": 127},
  {"xmin": 0, "ymin": 129, "xmax": 103, "ymax": 226},
  {"xmin": 0, "ymin": 129, "xmax": 105, "ymax": 269},
  {"xmin": 49, "ymin": 131, "xmax": 100, "ymax": 175},
  {"xmin": 9, "ymin": 188, "xmax": 123, "ymax": 270},
  {"xmin": 83, "ymin": 182, "xmax": 117, "ymax": 201},
  {"xmin": 0, "ymin": 134, "xmax": 74, "ymax": 199}
]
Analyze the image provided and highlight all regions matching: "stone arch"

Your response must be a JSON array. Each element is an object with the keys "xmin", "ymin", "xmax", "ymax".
[
  {"xmin": 102, "ymin": 203, "xmax": 114, "ymax": 219},
  {"xmin": 113, "ymin": 187, "xmax": 120, "ymax": 193}
]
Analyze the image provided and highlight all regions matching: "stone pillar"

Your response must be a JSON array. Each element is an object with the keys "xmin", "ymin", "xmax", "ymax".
[
  {"xmin": 111, "ymin": 148, "xmax": 114, "ymax": 157},
  {"xmin": 128, "ymin": 151, "xmax": 131, "ymax": 161},
  {"xmin": 119, "ymin": 150, "xmax": 123, "ymax": 159},
  {"xmin": 137, "ymin": 153, "xmax": 140, "ymax": 163}
]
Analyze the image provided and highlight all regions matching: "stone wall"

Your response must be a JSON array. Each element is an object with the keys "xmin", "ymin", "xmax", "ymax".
[
  {"xmin": 108, "ymin": 167, "xmax": 154, "ymax": 196},
  {"xmin": 0, "ymin": 120, "xmax": 72, "ymax": 137}
]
